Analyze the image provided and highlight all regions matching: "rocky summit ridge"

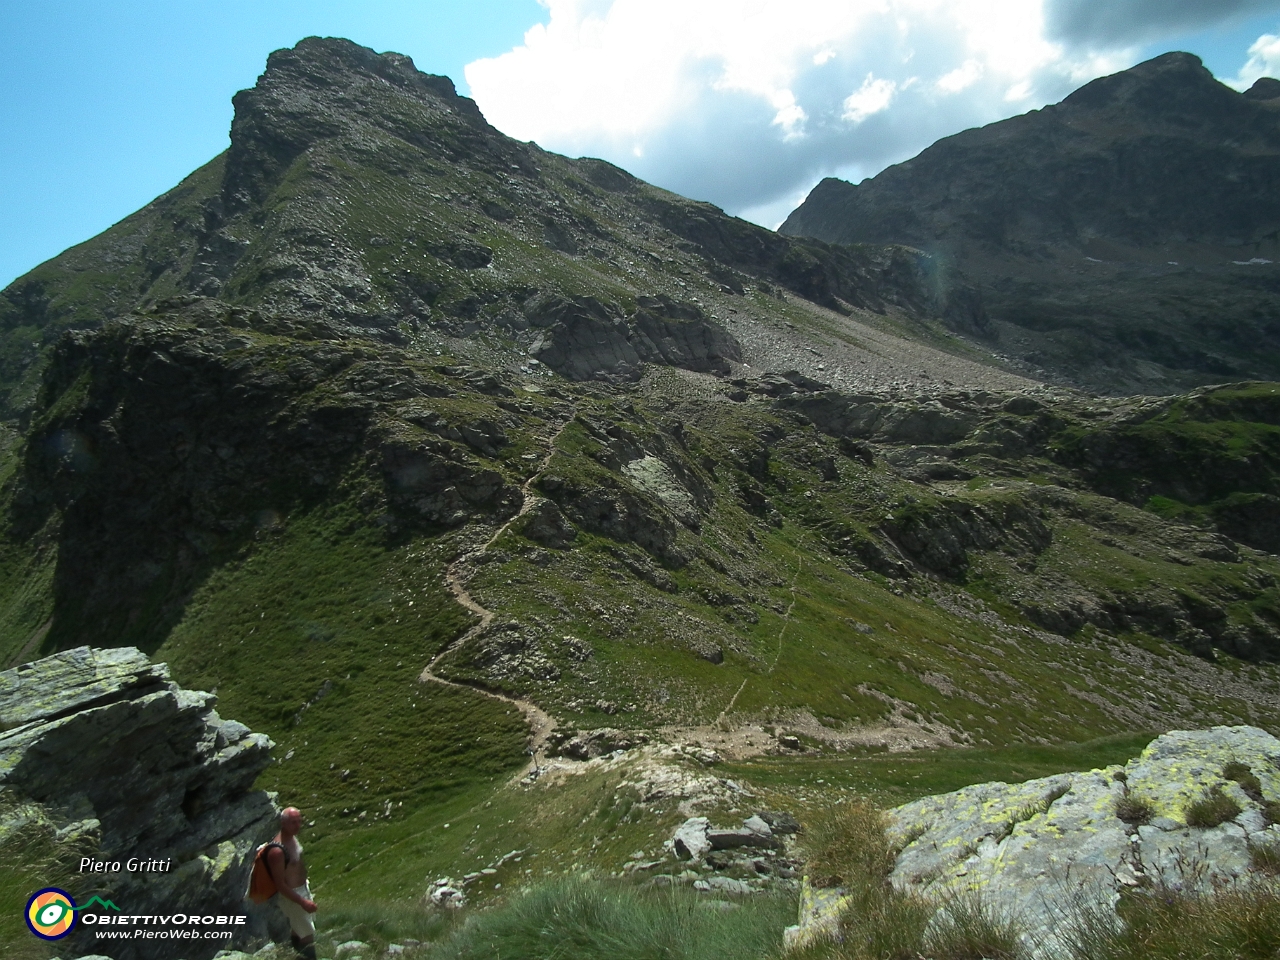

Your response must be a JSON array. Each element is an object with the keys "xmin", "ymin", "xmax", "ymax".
[
  {"xmin": 0, "ymin": 36, "xmax": 984, "ymax": 420},
  {"xmin": 782, "ymin": 52, "xmax": 1280, "ymax": 395}
]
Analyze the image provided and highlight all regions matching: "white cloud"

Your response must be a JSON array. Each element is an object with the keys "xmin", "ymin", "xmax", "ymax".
[
  {"xmin": 1231, "ymin": 31, "xmax": 1280, "ymax": 88},
  {"xmin": 843, "ymin": 74, "xmax": 897, "ymax": 122},
  {"xmin": 461, "ymin": 1, "xmax": 1243, "ymax": 227},
  {"xmin": 937, "ymin": 59, "xmax": 983, "ymax": 93}
]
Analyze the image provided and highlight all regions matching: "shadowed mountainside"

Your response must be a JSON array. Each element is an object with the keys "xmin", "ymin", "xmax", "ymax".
[{"xmin": 782, "ymin": 53, "xmax": 1280, "ymax": 395}]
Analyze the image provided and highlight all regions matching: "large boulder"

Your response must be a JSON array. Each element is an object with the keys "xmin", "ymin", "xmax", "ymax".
[
  {"xmin": 883, "ymin": 726, "xmax": 1280, "ymax": 959},
  {"xmin": 0, "ymin": 646, "xmax": 277, "ymax": 960}
]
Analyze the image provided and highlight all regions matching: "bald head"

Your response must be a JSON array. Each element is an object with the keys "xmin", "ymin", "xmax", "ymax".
[{"xmin": 280, "ymin": 807, "xmax": 303, "ymax": 838}]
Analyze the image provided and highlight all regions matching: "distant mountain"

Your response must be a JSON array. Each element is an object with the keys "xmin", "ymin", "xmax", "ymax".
[{"xmin": 781, "ymin": 53, "xmax": 1280, "ymax": 394}]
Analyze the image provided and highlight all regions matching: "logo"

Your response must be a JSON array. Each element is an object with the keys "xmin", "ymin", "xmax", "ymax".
[{"xmin": 25, "ymin": 888, "xmax": 77, "ymax": 940}]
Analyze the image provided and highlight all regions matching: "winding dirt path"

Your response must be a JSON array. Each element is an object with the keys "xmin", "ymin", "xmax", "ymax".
[
  {"xmin": 418, "ymin": 411, "xmax": 576, "ymax": 775},
  {"xmin": 715, "ymin": 552, "xmax": 803, "ymax": 723}
]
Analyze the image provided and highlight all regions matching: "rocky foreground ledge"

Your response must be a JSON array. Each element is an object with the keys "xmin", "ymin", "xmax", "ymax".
[
  {"xmin": 0, "ymin": 646, "xmax": 277, "ymax": 960},
  {"xmin": 793, "ymin": 726, "xmax": 1280, "ymax": 957}
]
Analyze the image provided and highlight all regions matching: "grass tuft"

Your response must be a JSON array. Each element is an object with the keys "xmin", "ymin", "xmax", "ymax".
[
  {"xmin": 1064, "ymin": 883, "xmax": 1280, "ymax": 960},
  {"xmin": 927, "ymin": 893, "xmax": 1025, "ymax": 960},
  {"xmin": 1264, "ymin": 800, "xmax": 1280, "ymax": 827},
  {"xmin": 1115, "ymin": 795, "xmax": 1156, "ymax": 826},
  {"xmin": 831, "ymin": 883, "xmax": 933, "ymax": 960},
  {"xmin": 804, "ymin": 802, "xmax": 893, "ymax": 889},
  {"xmin": 1250, "ymin": 842, "xmax": 1280, "ymax": 876},
  {"xmin": 1223, "ymin": 761, "xmax": 1265, "ymax": 802},
  {"xmin": 1184, "ymin": 788, "xmax": 1243, "ymax": 829}
]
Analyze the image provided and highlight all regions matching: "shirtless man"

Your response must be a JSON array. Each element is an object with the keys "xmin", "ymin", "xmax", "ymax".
[{"xmin": 266, "ymin": 807, "xmax": 317, "ymax": 959}]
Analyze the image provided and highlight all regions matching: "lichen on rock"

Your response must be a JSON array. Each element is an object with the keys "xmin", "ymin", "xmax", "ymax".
[
  {"xmin": 881, "ymin": 726, "xmax": 1280, "ymax": 958},
  {"xmin": 787, "ymin": 727, "xmax": 1280, "ymax": 958}
]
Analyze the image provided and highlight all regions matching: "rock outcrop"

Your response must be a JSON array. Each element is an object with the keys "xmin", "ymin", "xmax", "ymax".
[
  {"xmin": 525, "ymin": 294, "xmax": 742, "ymax": 383},
  {"xmin": 874, "ymin": 727, "xmax": 1279, "ymax": 958},
  {"xmin": 0, "ymin": 646, "xmax": 276, "ymax": 960}
]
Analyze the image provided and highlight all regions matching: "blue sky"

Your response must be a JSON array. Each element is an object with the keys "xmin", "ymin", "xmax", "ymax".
[{"xmin": 3, "ymin": 0, "xmax": 1280, "ymax": 290}]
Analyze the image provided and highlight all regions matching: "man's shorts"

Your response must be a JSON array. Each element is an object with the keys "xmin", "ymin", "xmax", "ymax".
[{"xmin": 275, "ymin": 884, "xmax": 315, "ymax": 939}]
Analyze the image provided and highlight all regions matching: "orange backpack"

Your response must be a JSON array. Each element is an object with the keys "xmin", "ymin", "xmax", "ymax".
[{"xmin": 247, "ymin": 841, "xmax": 286, "ymax": 903}]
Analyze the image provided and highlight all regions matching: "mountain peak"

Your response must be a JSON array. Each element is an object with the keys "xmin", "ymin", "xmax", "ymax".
[
  {"xmin": 1245, "ymin": 76, "xmax": 1280, "ymax": 100},
  {"xmin": 258, "ymin": 36, "xmax": 462, "ymax": 102},
  {"xmin": 224, "ymin": 37, "xmax": 486, "ymax": 210},
  {"xmin": 1059, "ymin": 51, "xmax": 1234, "ymax": 116}
]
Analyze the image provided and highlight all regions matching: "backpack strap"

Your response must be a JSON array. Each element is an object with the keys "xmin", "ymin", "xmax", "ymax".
[{"xmin": 260, "ymin": 840, "xmax": 290, "ymax": 866}]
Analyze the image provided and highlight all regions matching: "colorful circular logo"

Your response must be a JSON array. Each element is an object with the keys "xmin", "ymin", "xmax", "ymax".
[{"xmin": 25, "ymin": 888, "xmax": 77, "ymax": 940}]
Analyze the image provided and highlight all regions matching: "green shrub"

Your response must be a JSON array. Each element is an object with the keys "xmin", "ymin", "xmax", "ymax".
[
  {"xmin": 1115, "ymin": 795, "xmax": 1155, "ymax": 826},
  {"xmin": 1184, "ymin": 788, "xmax": 1243, "ymax": 828}
]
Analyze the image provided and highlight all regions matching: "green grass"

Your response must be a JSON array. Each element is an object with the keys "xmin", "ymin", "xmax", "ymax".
[
  {"xmin": 0, "ymin": 793, "xmax": 95, "ymax": 960},
  {"xmin": 0, "ymin": 528, "xmax": 55, "ymax": 669},
  {"xmin": 419, "ymin": 878, "xmax": 794, "ymax": 960},
  {"xmin": 155, "ymin": 501, "xmax": 529, "ymax": 894},
  {"xmin": 723, "ymin": 733, "xmax": 1157, "ymax": 808}
]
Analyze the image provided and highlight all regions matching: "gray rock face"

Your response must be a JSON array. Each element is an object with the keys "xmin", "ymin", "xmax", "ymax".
[
  {"xmin": 518, "ymin": 498, "xmax": 578, "ymax": 549},
  {"xmin": 671, "ymin": 813, "xmax": 792, "ymax": 861},
  {"xmin": 547, "ymin": 727, "xmax": 649, "ymax": 761},
  {"xmin": 672, "ymin": 817, "xmax": 712, "ymax": 860},
  {"xmin": 0, "ymin": 646, "xmax": 277, "ymax": 960},
  {"xmin": 526, "ymin": 294, "xmax": 741, "ymax": 383},
  {"xmin": 629, "ymin": 295, "xmax": 742, "ymax": 375},
  {"xmin": 884, "ymin": 726, "xmax": 1280, "ymax": 959},
  {"xmin": 778, "ymin": 392, "xmax": 978, "ymax": 445}
]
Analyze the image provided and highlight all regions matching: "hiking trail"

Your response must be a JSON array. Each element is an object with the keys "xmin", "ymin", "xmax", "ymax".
[
  {"xmin": 715, "ymin": 552, "xmax": 802, "ymax": 723},
  {"xmin": 419, "ymin": 410, "xmax": 577, "ymax": 775}
]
